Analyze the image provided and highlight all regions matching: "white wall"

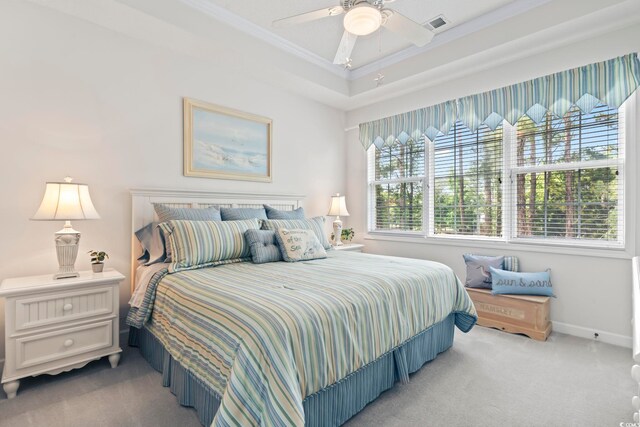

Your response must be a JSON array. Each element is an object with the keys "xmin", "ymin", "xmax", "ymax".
[
  {"xmin": 0, "ymin": 1, "xmax": 346, "ymax": 360},
  {"xmin": 345, "ymin": 25, "xmax": 640, "ymax": 347}
]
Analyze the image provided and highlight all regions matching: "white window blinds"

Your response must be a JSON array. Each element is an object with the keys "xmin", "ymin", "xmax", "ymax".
[
  {"xmin": 368, "ymin": 139, "xmax": 425, "ymax": 232},
  {"xmin": 367, "ymin": 102, "xmax": 628, "ymax": 248},
  {"xmin": 508, "ymin": 103, "xmax": 624, "ymax": 245},
  {"xmin": 432, "ymin": 122, "xmax": 503, "ymax": 237}
]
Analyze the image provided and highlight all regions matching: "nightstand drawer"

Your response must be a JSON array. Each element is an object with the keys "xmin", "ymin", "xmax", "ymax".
[
  {"xmin": 15, "ymin": 320, "xmax": 113, "ymax": 369},
  {"xmin": 14, "ymin": 285, "xmax": 114, "ymax": 331}
]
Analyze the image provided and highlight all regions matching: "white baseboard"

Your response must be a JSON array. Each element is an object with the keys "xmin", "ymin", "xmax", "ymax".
[{"xmin": 552, "ymin": 321, "xmax": 632, "ymax": 348}]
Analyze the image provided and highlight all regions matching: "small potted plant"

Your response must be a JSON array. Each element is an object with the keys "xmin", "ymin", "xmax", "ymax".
[
  {"xmin": 341, "ymin": 228, "xmax": 355, "ymax": 242},
  {"xmin": 331, "ymin": 228, "xmax": 355, "ymax": 243},
  {"xmin": 88, "ymin": 250, "xmax": 109, "ymax": 273}
]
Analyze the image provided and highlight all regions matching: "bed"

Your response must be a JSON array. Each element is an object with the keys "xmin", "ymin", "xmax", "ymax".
[{"xmin": 127, "ymin": 189, "xmax": 477, "ymax": 427}]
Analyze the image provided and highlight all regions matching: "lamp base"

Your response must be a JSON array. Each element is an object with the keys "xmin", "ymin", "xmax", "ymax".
[
  {"xmin": 54, "ymin": 222, "xmax": 80, "ymax": 280},
  {"xmin": 332, "ymin": 217, "xmax": 343, "ymax": 246}
]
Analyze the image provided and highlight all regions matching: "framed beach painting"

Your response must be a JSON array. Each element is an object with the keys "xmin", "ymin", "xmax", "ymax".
[{"xmin": 183, "ymin": 98, "xmax": 272, "ymax": 182}]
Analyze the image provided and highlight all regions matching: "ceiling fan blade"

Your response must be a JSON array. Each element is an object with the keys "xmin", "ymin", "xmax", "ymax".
[
  {"xmin": 273, "ymin": 6, "xmax": 345, "ymax": 28},
  {"xmin": 333, "ymin": 31, "xmax": 358, "ymax": 65},
  {"xmin": 382, "ymin": 10, "xmax": 434, "ymax": 47}
]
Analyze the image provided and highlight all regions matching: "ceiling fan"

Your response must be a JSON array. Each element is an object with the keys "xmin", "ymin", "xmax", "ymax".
[{"xmin": 272, "ymin": 0, "xmax": 435, "ymax": 67}]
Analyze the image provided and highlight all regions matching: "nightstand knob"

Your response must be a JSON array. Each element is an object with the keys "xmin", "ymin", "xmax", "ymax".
[
  {"xmin": 63, "ymin": 339, "xmax": 74, "ymax": 348},
  {"xmin": 63, "ymin": 303, "xmax": 73, "ymax": 311}
]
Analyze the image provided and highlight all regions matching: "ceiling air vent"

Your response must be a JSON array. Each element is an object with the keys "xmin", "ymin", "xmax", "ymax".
[{"xmin": 427, "ymin": 15, "xmax": 448, "ymax": 30}]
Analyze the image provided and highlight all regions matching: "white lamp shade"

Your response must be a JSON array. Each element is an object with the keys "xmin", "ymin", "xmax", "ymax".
[
  {"xmin": 327, "ymin": 194, "xmax": 350, "ymax": 217},
  {"xmin": 343, "ymin": 4, "xmax": 382, "ymax": 36},
  {"xmin": 32, "ymin": 180, "xmax": 100, "ymax": 221}
]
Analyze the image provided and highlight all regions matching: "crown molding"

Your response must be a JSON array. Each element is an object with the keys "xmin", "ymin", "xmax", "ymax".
[
  {"xmin": 178, "ymin": 0, "xmax": 553, "ymax": 82},
  {"xmin": 177, "ymin": 0, "xmax": 350, "ymax": 79}
]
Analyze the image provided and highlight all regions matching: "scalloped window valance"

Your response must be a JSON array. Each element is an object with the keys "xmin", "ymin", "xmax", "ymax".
[{"xmin": 359, "ymin": 53, "xmax": 640, "ymax": 150}]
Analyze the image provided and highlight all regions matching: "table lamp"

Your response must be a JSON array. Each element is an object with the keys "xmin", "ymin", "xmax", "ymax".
[
  {"xmin": 31, "ymin": 177, "xmax": 100, "ymax": 279},
  {"xmin": 327, "ymin": 193, "xmax": 350, "ymax": 246}
]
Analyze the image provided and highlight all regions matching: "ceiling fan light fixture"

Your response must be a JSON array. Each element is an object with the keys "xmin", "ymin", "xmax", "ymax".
[{"xmin": 343, "ymin": 4, "xmax": 382, "ymax": 36}]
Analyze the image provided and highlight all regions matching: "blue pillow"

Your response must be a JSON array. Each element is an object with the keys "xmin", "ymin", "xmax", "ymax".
[
  {"xmin": 489, "ymin": 267, "xmax": 555, "ymax": 297},
  {"xmin": 220, "ymin": 207, "xmax": 268, "ymax": 221},
  {"xmin": 264, "ymin": 205, "xmax": 305, "ymax": 220},
  {"xmin": 244, "ymin": 229, "xmax": 282, "ymax": 264}
]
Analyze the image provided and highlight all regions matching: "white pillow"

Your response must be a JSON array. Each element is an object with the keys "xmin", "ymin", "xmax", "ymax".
[{"xmin": 274, "ymin": 228, "xmax": 327, "ymax": 262}]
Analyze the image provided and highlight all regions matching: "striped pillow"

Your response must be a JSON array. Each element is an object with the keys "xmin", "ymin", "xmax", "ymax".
[
  {"xmin": 159, "ymin": 219, "xmax": 260, "ymax": 273},
  {"xmin": 154, "ymin": 204, "xmax": 221, "ymax": 222},
  {"xmin": 261, "ymin": 217, "xmax": 331, "ymax": 249},
  {"xmin": 503, "ymin": 256, "xmax": 519, "ymax": 272}
]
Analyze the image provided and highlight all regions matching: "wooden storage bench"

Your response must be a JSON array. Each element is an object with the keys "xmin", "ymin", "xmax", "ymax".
[{"xmin": 466, "ymin": 288, "xmax": 551, "ymax": 341}]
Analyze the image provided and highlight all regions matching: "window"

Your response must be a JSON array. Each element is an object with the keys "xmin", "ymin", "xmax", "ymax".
[
  {"xmin": 432, "ymin": 122, "xmax": 503, "ymax": 238},
  {"xmin": 368, "ymin": 139, "xmax": 425, "ymax": 232},
  {"xmin": 367, "ymin": 103, "xmax": 626, "ymax": 248},
  {"xmin": 510, "ymin": 104, "xmax": 623, "ymax": 244}
]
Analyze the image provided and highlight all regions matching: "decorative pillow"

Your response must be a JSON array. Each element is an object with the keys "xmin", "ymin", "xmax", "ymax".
[
  {"xmin": 274, "ymin": 228, "xmax": 327, "ymax": 262},
  {"xmin": 502, "ymin": 256, "xmax": 519, "ymax": 273},
  {"xmin": 244, "ymin": 229, "xmax": 282, "ymax": 264},
  {"xmin": 220, "ymin": 207, "xmax": 268, "ymax": 221},
  {"xmin": 158, "ymin": 219, "xmax": 260, "ymax": 273},
  {"xmin": 262, "ymin": 217, "xmax": 331, "ymax": 250},
  {"xmin": 264, "ymin": 204, "xmax": 305, "ymax": 220},
  {"xmin": 490, "ymin": 267, "xmax": 555, "ymax": 297},
  {"xmin": 154, "ymin": 204, "xmax": 221, "ymax": 222},
  {"xmin": 463, "ymin": 254, "xmax": 505, "ymax": 289},
  {"xmin": 153, "ymin": 204, "xmax": 222, "ymax": 262},
  {"xmin": 135, "ymin": 222, "xmax": 166, "ymax": 265}
]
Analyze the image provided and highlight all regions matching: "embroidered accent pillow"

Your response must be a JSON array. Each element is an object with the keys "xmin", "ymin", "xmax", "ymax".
[
  {"xmin": 220, "ymin": 207, "xmax": 268, "ymax": 221},
  {"xmin": 490, "ymin": 267, "xmax": 555, "ymax": 297},
  {"xmin": 158, "ymin": 219, "xmax": 260, "ymax": 273},
  {"xmin": 275, "ymin": 228, "xmax": 327, "ymax": 262},
  {"xmin": 262, "ymin": 217, "xmax": 331, "ymax": 249},
  {"xmin": 264, "ymin": 204, "xmax": 305, "ymax": 220},
  {"xmin": 463, "ymin": 254, "xmax": 505, "ymax": 289},
  {"xmin": 244, "ymin": 229, "xmax": 282, "ymax": 264}
]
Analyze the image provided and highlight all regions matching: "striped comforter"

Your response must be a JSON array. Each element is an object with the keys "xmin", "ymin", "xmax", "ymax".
[{"xmin": 127, "ymin": 251, "xmax": 476, "ymax": 427}]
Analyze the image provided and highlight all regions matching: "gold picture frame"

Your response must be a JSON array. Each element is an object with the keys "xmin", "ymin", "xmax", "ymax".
[{"xmin": 183, "ymin": 98, "xmax": 272, "ymax": 182}]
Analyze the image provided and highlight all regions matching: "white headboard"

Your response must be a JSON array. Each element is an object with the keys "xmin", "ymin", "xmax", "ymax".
[{"xmin": 130, "ymin": 188, "xmax": 304, "ymax": 292}]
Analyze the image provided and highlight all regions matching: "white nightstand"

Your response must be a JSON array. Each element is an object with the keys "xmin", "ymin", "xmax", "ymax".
[
  {"xmin": 0, "ymin": 269, "xmax": 124, "ymax": 399},
  {"xmin": 332, "ymin": 243, "xmax": 365, "ymax": 252}
]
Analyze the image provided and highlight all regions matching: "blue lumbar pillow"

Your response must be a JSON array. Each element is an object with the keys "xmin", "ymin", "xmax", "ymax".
[{"xmin": 489, "ymin": 267, "xmax": 555, "ymax": 297}]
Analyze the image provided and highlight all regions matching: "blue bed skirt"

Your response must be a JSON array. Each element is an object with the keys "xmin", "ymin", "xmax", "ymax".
[{"xmin": 129, "ymin": 312, "xmax": 472, "ymax": 426}]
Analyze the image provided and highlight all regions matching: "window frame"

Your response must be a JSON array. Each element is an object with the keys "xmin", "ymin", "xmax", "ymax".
[
  {"xmin": 366, "ymin": 95, "xmax": 635, "ymax": 256},
  {"xmin": 367, "ymin": 139, "xmax": 428, "ymax": 235}
]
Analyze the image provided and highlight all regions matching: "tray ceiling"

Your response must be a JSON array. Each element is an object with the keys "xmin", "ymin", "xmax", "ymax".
[
  {"xmin": 34, "ymin": 0, "xmax": 638, "ymax": 110},
  {"xmin": 205, "ymin": 0, "xmax": 514, "ymax": 69}
]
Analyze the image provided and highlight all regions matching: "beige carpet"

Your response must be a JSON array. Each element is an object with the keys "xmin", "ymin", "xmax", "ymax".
[{"xmin": 0, "ymin": 326, "xmax": 634, "ymax": 427}]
